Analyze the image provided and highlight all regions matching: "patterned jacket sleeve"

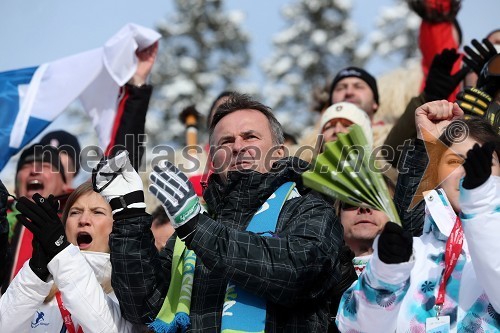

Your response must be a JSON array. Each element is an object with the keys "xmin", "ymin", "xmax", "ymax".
[
  {"xmin": 395, "ymin": 138, "xmax": 427, "ymax": 236},
  {"xmin": 336, "ymin": 236, "xmax": 414, "ymax": 332},
  {"xmin": 188, "ymin": 194, "xmax": 342, "ymax": 306},
  {"xmin": 460, "ymin": 176, "xmax": 500, "ymax": 312},
  {"xmin": 109, "ymin": 214, "xmax": 174, "ymax": 324}
]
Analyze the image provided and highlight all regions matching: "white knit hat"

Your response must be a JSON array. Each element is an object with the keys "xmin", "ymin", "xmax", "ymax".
[{"xmin": 320, "ymin": 102, "xmax": 373, "ymax": 148}]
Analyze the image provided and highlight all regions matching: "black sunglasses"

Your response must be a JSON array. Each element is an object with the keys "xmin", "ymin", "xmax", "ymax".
[{"xmin": 340, "ymin": 202, "xmax": 359, "ymax": 211}]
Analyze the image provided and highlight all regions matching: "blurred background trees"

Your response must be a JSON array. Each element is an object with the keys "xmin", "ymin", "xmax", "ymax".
[{"xmin": 147, "ymin": 0, "xmax": 419, "ymax": 145}]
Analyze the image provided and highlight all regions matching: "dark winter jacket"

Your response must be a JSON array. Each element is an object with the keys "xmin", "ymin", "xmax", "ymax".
[
  {"xmin": 106, "ymin": 83, "xmax": 152, "ymax": 170},
  {"xmin": 110, "ymin": 157, "xmax": 343, "ymax": 332},
  {"xmin": 394, "ymin": 138, "xmax": 427, "ymax": 236}
]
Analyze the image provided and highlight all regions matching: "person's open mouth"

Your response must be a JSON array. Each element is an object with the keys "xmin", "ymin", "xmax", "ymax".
[
  {"xmin": 26, "ymin": 180, "xmax": 44, "ymax": 193},
  {"xmin": 77, "ymin": 232, "xmax": 93, "ymax": 250}
]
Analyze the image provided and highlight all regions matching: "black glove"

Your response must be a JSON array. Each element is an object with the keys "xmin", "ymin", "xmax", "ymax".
[
  {"xmin": 0, "ymin": 180, "xmax": 8, "ymax": 221},
  {"xmin": 0, "ymin": 220, "xmax": 8, "ymax": 263},
  {"xmin": 425, "ymin": 48, "xmax": 469, "ymax": 101},
  {"xmin": 16, "ymin": 193, "xmax": 69, "ymax": 262},
  {"xmin": 28, "ymin": 237, "xmax": 50, "ymax": 281},
  {"xmin": 462, "ymin": 142, "xmax": 495, "ymax": 190},
  {"xmin": 408, "ymin": 0, "xmax": 461, "ymax": 22},
  {"xmin": 463, "ymin": 38, "xmax": 498, "ymax": 76},
  {"xmin": 378, "ymin": 222, "xmax": 413, "ymax": 264},
  {"xmin": 0, "ymin": 180, "xmax": 8, "ymax": 242},
  {"xmin": 0, "ymin": 180, "xmax": 9, "ymax": 283},
  {"xmin": 456, "ymin": 87, "xmax": 492, "ymax": 117}
]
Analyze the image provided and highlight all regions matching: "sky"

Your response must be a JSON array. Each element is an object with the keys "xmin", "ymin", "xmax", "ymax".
[
  {"xmin": 1, "ymin": 0, "xmax": 498, "ymax": 76},
  {"xmin": 0, "ymin": 0, "xmax": 498, "ymax": 184}
]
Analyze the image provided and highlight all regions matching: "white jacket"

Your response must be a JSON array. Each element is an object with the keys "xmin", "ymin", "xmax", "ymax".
[
  {"xmin": 336, "ymin": 176, "xmax": 500, "ymax": 332},
  {"xmin": 0, "ymin": 244, "xmax": 134, "ymax": 333}
]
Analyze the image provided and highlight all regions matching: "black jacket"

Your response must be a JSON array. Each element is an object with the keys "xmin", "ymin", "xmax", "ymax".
[
  {"xmin": 394, "ymin": 138, "xmax": 427, "ymax": 236},
  {"xmin": 106, "ymin": 83, "xmax": 152, "ymax": 170},
  {"xmin": 110, "ymin": 157, "xmax": 343, "ymax": 332}
]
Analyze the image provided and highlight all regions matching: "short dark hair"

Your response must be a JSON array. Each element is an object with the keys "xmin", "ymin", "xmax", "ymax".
[
  {"xmin": 207, "ymin": 91, "xmax": 235, "ymax": 128},
  {"xmin": 422, "ymin": 117, "xmax": 500, "ymax": 190},
  {"xmin": 283, "ymin": 132, "xmax": 298, "ymax": 145},
  {"xmin": 439, "ymin": 117, "xmax": 500, "ymax": 158},
  {"xmin": 151, "ymin": 205, "xmax": 170, "ymax": 226},
  {"xmin": 208, "ymin": 92, "xmax": 284, "ymax": 146}
]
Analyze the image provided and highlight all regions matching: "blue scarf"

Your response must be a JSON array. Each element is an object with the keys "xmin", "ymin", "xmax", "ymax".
[
  {"xmin": 220, "ymin": 182, "xmax": 297, "ymax": 333},
  {"xmin": 149, "ymin": 181, "xmax": 296, "ymax": 333}
]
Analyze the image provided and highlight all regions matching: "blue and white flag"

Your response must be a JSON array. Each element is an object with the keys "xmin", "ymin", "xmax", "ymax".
[{"xmin": 0, "ymin": 23, "xmax": 160, "ymax": 171}]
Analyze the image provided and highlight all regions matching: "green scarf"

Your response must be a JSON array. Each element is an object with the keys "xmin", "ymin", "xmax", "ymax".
[{"xmin": 149, "ymin": 237, "xmax": 196, "ymax": 333}]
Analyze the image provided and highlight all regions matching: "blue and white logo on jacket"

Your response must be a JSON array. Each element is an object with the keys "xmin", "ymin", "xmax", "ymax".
[{"xmin": 31, "ymin": 310, "xmax": 49, "ymax": 328}]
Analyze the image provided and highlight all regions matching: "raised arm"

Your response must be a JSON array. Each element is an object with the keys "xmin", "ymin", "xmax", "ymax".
[
  {"xmin": 93, "ymin": 151, "xmax": 173, "ymax": 323},
  {"xmin": 459, "ymin": 142, "xmax": 500, "ymax": 312},
  {"xmin": 106, "ymin": 42, "xmax": 158, "ymax": 170}
]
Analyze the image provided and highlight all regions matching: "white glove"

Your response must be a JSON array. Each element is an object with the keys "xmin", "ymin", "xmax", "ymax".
[
  {"xmin": 149, "ymin": 160, "xmax": 200, "ymax": 228},
  {"xmin": 92, "ymin": 151, "xmax": 146, "ymax": 215}
]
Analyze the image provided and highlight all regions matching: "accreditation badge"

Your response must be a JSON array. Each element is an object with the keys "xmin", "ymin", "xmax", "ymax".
[{"xmin": 425, "ymin": 316, "xmax": 450, "ymax": 333}]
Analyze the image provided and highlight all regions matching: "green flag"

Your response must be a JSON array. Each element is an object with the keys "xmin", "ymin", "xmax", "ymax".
[{"xmin": 302, "ymin": 124, "xmax": 401, "ymax": 225}]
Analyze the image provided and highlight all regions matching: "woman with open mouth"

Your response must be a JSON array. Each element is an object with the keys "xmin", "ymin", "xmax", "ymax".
[{"xmin": 0, "ymin": 182, "xmax": 135, "ymax": 332}]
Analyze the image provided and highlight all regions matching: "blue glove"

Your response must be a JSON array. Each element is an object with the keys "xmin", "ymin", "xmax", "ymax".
[{"xmin": 149, "ymin": 160, "xmax": 201, "ymax": 229}]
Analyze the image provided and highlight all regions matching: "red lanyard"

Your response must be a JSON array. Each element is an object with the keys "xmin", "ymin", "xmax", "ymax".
[
  {"xmin": 435, "ymin": 216, "xmax": 464, "ymax": 313},
  {"xmin": 55, "ymin": 292, "xmax": 84, "ymax": 333}
]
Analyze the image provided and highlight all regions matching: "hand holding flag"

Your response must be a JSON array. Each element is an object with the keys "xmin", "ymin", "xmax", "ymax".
[{"xmin": 0, "ymin": 23, "xmax": 161, "ymax": 171}]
